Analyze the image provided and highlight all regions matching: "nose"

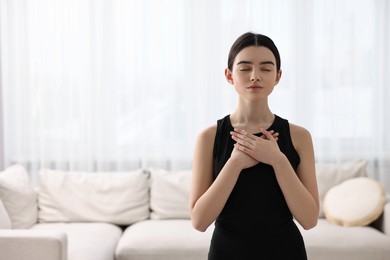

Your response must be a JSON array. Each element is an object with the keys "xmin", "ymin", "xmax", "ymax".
[{"xmin": 250, "ymin": 70, "xmax": 260, "ymax": 82}]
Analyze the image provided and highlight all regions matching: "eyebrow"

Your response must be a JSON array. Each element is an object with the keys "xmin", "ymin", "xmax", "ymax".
[{"xmin": 236, "ymin": 61, "xmax": 275, "ymax": 66}]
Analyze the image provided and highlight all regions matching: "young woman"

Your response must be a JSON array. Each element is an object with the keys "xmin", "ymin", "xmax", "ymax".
[{"xmin": 189, "ymin": 32, "xmax": 319, "ymax": 259}]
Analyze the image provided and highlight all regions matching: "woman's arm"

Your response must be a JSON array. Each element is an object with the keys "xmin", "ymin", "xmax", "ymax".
[
  {"xmin": 189, "ymin": 125, "xmax": 257, "ymax": 232},
  {"xmin": 288, "ymin": 124, "xmax": 320, "ymax": 228},
  {"xmin": 271, "ymin": 124, "xmax": 319, "ymax": 229}
]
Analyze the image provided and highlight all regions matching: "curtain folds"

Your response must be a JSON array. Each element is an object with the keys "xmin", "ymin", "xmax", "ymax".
[{"xmin": 0, "ymin": 0, "xmax": 389, "ymax": 189}]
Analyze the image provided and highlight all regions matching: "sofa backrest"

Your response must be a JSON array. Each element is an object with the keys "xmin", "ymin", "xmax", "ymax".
[
  {"xmin": 37, "ymin": 168, "xmax": 150, "ymax": 225},
  {"xmin": 149, "ymin": 168, "xmax": 191, "ymax": 220},
  {"xmin": 0, "ymin": 159, "xmax": 371, "ymax": 227}
]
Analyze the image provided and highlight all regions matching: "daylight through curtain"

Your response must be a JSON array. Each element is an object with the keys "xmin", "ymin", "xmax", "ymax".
[{"xmin": 0, "ymin": 0, "xmax": 389, "ymax": 189}]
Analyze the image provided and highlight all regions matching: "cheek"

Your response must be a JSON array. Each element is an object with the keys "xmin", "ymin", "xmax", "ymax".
[
  {"xmin": 233, "ymin": 78, "xmax": 246, "ymax": 87},
  {"xmin": 233, "ymin": 73, "xmax": 248, "ymax": 83}
]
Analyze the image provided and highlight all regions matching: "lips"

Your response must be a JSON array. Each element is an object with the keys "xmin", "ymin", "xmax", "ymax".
[{"xmin": 247, "ymin": 85, "xmax": 263, "ymax": 89}]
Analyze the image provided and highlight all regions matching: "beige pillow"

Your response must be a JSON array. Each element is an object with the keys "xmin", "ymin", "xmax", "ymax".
[
  {"xmin": 149, "ymin": 169, "xmax": 191, "ymax": 219},
  {"xmin": 323, "ymin": 177, "xmax": 386, "ymax": 227},
  {"xmin": 0, "ymin": 199, "xmax": 12, "ymax": 229},
  {"xmin": 0, "ymin": 164, "xmax": 38, "ymax": 228},
  {"xmin": 316, "ymin": 160, "xmax": 367, "ymax": 217},
  {"xmin": 38, "ymin": 168, "xmax": 150, "ymax": 225}
]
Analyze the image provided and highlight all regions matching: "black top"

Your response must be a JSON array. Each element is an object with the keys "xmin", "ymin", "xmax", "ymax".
[{"xmin": 209, "ymin": 114, "xmax": 307, "ymax": 259}]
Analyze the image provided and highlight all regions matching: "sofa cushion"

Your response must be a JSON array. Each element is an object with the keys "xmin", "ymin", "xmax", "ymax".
[
  {"xmin": 0, "ymin": 229, "xmax": 67, "ymax": 260},
  {"xmin": 316, "ymin": 159, "xmax": 367, "ymax": 217},
  {"xmin": 0, "ymin": 199, "xmax": 12, "ymax": 229},
  {"xmin": 149, "ymin": 169, "xmax": 191, "ymax": 219},
  {"xmin": 38, "ymin": 168, "xmax": 149, "ymax": 225},
  {"xmin": 116, "ymin": 219, "xmax": 213, "ymax": 260},
  {"xmin": 32, "ymin": 222, "xmax": 122, "ymax": 260},
  {"xmin": 0, "ymin": 164, "xmax": 38, "ymax": 228},
  {"xmin": 298, "ymin": 218, "xmax": 390, "ymax": 260},
  {"xmin": 323, "ymin": 177, "xmax": 386, "ymax": 227}
]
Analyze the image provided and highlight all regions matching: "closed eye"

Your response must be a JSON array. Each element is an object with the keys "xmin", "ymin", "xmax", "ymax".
[{"xmin": 261, "ymin": 66, "xmax": 273, "ymax": 72}]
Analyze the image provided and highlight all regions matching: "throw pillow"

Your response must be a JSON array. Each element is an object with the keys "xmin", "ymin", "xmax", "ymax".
[
  {"xmin": 0, "ymin": 199, "xmax": 12, "ymax": 229},
  {"xmin": 149, "ymin": 169, "xmax": 191, "ymax": 219},
  {"xmin": 0, "ymin": 164, "xmax": 38, "ymax": 228},
  {"xmin": 323, "ymin": 177, "xmax": 386, "ymax": 227},
  {"xmin": 316, "ymin": 159, "xmax": 367, "ymax": 217},
  {"xmin": 38, "ymin": 168, "xmax": 150, "ymax": 225}
]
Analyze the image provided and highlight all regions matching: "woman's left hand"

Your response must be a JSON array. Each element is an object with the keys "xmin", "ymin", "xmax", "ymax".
[{"xmin": 230, "ymin": 128, "xmax": 281, "ymax": 165}]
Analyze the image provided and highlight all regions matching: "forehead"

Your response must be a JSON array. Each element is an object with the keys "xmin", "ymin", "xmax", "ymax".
[{"xmin": 235, "ymin": 46, "xmax": 276, "ymax": 64}]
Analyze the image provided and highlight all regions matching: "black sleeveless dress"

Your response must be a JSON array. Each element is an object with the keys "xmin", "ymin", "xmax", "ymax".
[{"xmin": 208, "ymin": 114, "xmax": 307, "ymax": 260}]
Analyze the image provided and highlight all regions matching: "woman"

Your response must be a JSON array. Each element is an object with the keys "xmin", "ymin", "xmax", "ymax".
[{"xmin": 189, "ymin": 32, "xmax": 319, "ymax": 259}]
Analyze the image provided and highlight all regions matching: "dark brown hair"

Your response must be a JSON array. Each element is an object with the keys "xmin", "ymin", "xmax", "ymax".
[{"xmin": 227, "ymin": 32, "xmax": 281, "ymax": 72}]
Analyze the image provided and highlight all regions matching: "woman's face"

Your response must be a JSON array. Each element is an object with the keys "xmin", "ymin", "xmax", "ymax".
[{"xmin": 226, "ymin": 46, "xmax": 281, "ymax": 101}]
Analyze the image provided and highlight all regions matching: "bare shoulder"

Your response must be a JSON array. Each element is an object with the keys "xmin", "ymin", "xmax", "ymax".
[
  {"xmin": 193, "ymin": 124, "xmax": 218, "ymax": 166},
  {"xmin": 196, "ymin": 124, "xmax": 218, "ymax": 146},
  {"xmin": 288, "ymin": 123, "xmax": 313, "ymax": 152},
  {"xmin": 289, "ymin": 123, "xmax": 312, "ymax": 138},
  {"xmin": 191, "ymin": 124, "xmax": 217, "ymax": 188}
]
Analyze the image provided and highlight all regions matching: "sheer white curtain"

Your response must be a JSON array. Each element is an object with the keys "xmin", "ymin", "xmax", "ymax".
[{"xmin": 1, "ymin": 0, "xmax": 389, "ymax": 189}]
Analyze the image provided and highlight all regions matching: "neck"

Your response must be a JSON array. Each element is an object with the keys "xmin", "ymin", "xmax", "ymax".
[
  {"xmin": 230, "ymin": 102, "xmax": 275, "ymax": 133},
  {"xmin": 232, "ymin": 100, "xmax": 273, "ymax": 125}
]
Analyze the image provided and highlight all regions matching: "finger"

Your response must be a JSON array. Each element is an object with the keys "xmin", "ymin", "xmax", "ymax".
[
  {"xmin": 260, "ymin": 130, "xmax": 277, "ymax": 139},
  {"xmin": 234, "ymin": 143, "xmax": 248, "ymax": 153},
  {"xmin": 260, "ymin": 130, "xmax": 276, "ymax": 139},
  {"xmin": 231, "ymin": 132, "xmax": 254, "ymax": 146},
  {"xmin": 233, "ymin": 143, "xmax": 244, "ymax": 152},
  {"xmin": 260, "ymin": 128, "xmax": 275, "ymax": 140},
  {"xmin": 233, "ymin": 128, "xmax": 256, "ymax": 140},
  {"xmin": 232, "ymin": 135, "xmax": 253, "ymax": 149}
]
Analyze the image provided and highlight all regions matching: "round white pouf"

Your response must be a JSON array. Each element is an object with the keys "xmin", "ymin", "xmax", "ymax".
[{"xmin": 323, "ymin": 177, "xmax": 386, "ymax": 227}]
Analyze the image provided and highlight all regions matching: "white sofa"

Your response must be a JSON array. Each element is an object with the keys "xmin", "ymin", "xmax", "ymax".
[{"xmin": 0, "ymin": 160, "xmax": 390, "ymax": 260}]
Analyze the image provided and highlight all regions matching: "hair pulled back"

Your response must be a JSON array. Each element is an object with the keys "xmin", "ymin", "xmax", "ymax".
[{"xmin": 227, "ymin": 32, "xmax": 281, "ymax": 72}]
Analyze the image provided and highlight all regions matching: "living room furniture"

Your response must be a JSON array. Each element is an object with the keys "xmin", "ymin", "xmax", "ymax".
[{"xmin": 0, "ymin": 160, "xmax": 389, "ymax": 260}]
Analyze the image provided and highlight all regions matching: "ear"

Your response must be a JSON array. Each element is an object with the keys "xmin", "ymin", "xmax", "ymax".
[
  {"xmin": 275, "ymin": 69, "xmax": 282, "ymax": 85},
  {"xmin": 225, "ymin": 68, "xmax": 234, "ymax": 85}
]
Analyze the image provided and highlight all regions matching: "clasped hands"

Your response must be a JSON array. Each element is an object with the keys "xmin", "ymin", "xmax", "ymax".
[{"xmin": 230, "ymin": 128, "xmax": 280, "ymax": 168}]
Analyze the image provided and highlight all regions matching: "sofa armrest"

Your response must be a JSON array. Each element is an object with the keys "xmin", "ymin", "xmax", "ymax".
[
  {"xmin": 372, "ymin": 201, "xmax": 390, "ymax": 236},
  {"xmin": 0, "ymin": 229, "xmax": 67, "ymax": 260},
  {"xmin": 381, "ymin": 202, "xmax": 390, "ymax": 235}
]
